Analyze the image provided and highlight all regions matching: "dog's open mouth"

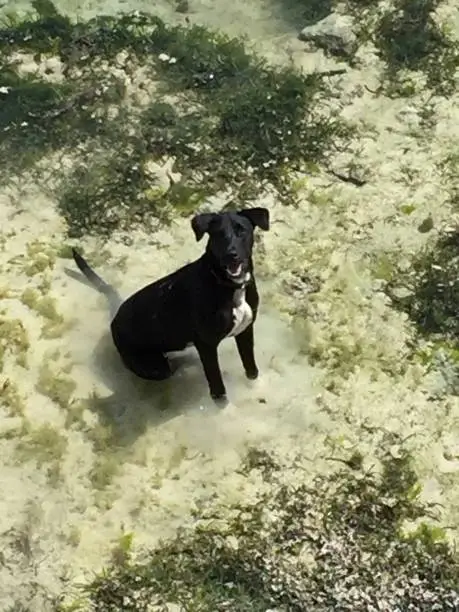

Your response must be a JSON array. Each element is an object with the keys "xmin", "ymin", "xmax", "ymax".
[{"xmin": 226, "ymin": 262, "xmax": 243, "ymax": 278}]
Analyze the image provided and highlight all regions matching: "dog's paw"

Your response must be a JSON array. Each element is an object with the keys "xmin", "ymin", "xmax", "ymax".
[
  {"xmin": 245, "ymin": 368, "xmax": 259, "ymax": 380},
  {"xmin": 245, "ymin": 371, "xmax": 267, "ymax": 403},
  {"xmin": 211, "ymin": 393, "xmax": 229, "ymax": 409}
]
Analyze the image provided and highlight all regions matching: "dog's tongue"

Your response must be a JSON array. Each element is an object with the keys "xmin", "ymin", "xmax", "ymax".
[{"xmin": 227, "ymin": 262, "xmax": 242, "ymax": 276}]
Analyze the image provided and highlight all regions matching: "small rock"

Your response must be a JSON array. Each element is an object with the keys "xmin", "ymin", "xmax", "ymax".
[
  {"xmin": 299, "ymin": 12, "xmax": 358, "ymax": 58},
  {"xmin": 175, "ymin": 0, "xmax": 189, "ymax": 12},
  {"xmin": 417, "ymin": 214, "xmax": 434, "ymax": 234},
  {"xmin": 389, "ymin": 286, "xmax": 412, "ymax": 300},
  {"xmin": 143, "ymin": 159, "xmax": 174, "ymax": 193}
]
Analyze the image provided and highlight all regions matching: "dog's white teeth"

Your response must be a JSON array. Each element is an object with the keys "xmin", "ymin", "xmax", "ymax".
[{"xmin": 228, "ymin": 264, "xmax": 242, "ymax": 277}]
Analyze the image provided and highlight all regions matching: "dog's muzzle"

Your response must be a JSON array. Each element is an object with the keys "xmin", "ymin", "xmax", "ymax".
[{"xmin": 224, "ymin": 260, "xmax": 249, "ymax": 284}]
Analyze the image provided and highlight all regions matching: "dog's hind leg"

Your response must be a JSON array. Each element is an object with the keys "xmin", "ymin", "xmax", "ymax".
[{"xmin": 119, "ymin": 349, "xmax": 173, "ymax": 381}]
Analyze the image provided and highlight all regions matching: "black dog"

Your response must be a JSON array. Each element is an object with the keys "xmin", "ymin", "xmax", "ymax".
[{"xmin": 72, "ymin": 207, "xmax": 270, "ymax": 403}]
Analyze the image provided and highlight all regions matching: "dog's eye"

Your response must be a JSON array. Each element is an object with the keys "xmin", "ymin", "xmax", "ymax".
[{"xmin": 234, "ymin": 224, "xmax": 244, "ymax": 236}]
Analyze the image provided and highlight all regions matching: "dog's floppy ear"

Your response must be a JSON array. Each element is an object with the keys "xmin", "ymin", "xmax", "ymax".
[
  {"xmin": 191, "ymin": 213, "xmax": 216, "ymax": 241},
  {"xmin": 238, "ymin": 207, "xmax": 270, "ymax": 231}
]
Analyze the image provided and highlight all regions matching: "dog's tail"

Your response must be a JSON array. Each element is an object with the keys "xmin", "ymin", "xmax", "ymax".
[{"xmin": 72, "ymin": 248, "xmax": 122, "ymax": 318}]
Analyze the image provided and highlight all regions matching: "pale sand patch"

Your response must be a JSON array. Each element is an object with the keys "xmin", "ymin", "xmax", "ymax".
[{"xmin": 0, "ymin": 0, "xmax": 459, "ymax": 609}]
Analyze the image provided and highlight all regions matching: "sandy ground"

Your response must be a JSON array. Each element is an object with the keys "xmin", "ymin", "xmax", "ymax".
[{"xmin": 0, "ymin": 0, "xmax": 459, "ymax": 610}]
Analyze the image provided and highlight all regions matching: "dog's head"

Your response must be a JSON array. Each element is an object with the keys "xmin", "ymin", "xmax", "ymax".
[{"xmin": 191, "ymin": 207, "xmax": 270, "ymax": 284}]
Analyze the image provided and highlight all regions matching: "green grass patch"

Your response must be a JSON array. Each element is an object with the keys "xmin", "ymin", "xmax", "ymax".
[{"xmin": 66, "ymin": 437, "xmax": 458, "ymax": 611}]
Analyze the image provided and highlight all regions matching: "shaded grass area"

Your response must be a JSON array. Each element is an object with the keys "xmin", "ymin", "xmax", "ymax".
[
  {"xmin": 373, "ymin": 0, "xmax": 459, "ymax": 96},
  {"xmin": 61, "ymin": 438, "xmax": 458, "ymax": 611},
  {"xmin": 0, "ymin": 50, "xmax": 125, "ymax": 178},
  {"xmin": 386, "ymin": 226, "xmax": 459, "ymax": 394},
  {"xmin": 0, "ymin": 2, "xmax": 350, "ymax": 237},
  {"xmin": 15, "ymin": 422, "xmax": 67, "ymax": 486},
  {"xmin": 388, "ymin": 229, "xmax": 459, "ymax": 341},
  {"xmin": 348, "ymin": 0, "xmax": 458, "ymax": 95}
]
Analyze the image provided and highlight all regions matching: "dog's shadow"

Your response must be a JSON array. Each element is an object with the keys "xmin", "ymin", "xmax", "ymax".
[{"xmin": 84, "ymin": 331, "xmax": 215, "ymax": 448}]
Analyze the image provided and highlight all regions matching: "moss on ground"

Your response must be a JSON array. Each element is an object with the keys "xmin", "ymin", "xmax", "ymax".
[
  {"xmin": 1, "ymin": 2, "xmax": 351, "ymax": 237},
  {"xmin": 60, "ymin": 437, "xmax": 458, "ymax": 611}
]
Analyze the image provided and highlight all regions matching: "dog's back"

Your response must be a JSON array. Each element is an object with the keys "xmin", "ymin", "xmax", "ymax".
[{"xmin": 110, "ymin": 261, "xmax": 198, "ymax": 355}]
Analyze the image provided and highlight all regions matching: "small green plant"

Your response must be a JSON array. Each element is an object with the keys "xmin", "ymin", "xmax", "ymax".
[
  {"xmin": 83, "ymin": 413, "xmax": 123, "ymax": 491},
  {"xmin": 89, "ymin": 454, "xmax": 120, "ymax": 491},
  {"xmin": 23, "ymin": 240, "xmax": 56, "ymax": 276},
  {"xmin": 0, "ymin": 378, "xmax": 26, "ymax": 417},
  {"xmin": 111, "ymin": 529, "xmax": 135, "ymax": 567},
  {"xmin": 289, "ymin": 0, "xmax": 334, "ymax": 26}
]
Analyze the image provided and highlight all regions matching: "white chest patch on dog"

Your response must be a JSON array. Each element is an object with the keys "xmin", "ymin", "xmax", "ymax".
[{"xmin": 227, "ymin": 285, "xmax": 253, "ymax": 338}]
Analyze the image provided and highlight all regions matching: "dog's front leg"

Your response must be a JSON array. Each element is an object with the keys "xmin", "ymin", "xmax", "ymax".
[
  {"xmin": 235, "ymin": 324, "xmax": 258, "ymax": 380},
  {"xmin": 195, "ymin": 341, "xmax": 227, "ymax": 402}
]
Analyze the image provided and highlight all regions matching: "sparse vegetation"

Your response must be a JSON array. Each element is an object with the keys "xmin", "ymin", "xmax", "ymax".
[
  {"xmin": 21, "ymin": 287, "xmax": 69, "ymax": 338},
  {"xmin": 35, "ymin": 359, "xmax": 77, "ymax": 409},
  {"xmin": 293, "ymin": 0, "xmax": 459, "ymax": 95},
  {"xmin": 89, "ymin": 454, "xmax": 120, "ymax": 492},
  {"xmin": 57, "ymin": 145, "xmax": 176, "ymax": 238},
  {"xmin": 0, "ymin": 316, "xmax": 30, "ymax": 371},
  {"xmin": 0, "ymin": 378, "xmax": 26, "ymax": 418},
  {"xmin": 62, "ymin": 440, "xmax": 459, "ymax": 611},
  {"xmin": 388, "ymin": 229, "xmax": 459, "ymax": 340},
  {"xmin": 385, "ymin": 228, "xmax": 459, "ymax": 394},
  {"xmin": 1, "ymin": 2, "xmax": 351, "ymax": 237},
  {"xmin": 83, "ymin": 413, "xmax": 123, "ymax": 492},
  {"xmin": 1, "ymin": 2, "xmax": 459, "ymax": 610},
  {"xmin": 15, "ymin": 422, "xmax": 67, "ymax": 485},
  {"xmin": 0, "ymin": 52, "xmax": 124, "ymax": 181},
  {"xmin": 23, "ymin": 240, "xmax": 56, "ymax": 276},
  {"xmin": 373, "ymin": 0, "xmax": 459, "ymax": 96}
]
